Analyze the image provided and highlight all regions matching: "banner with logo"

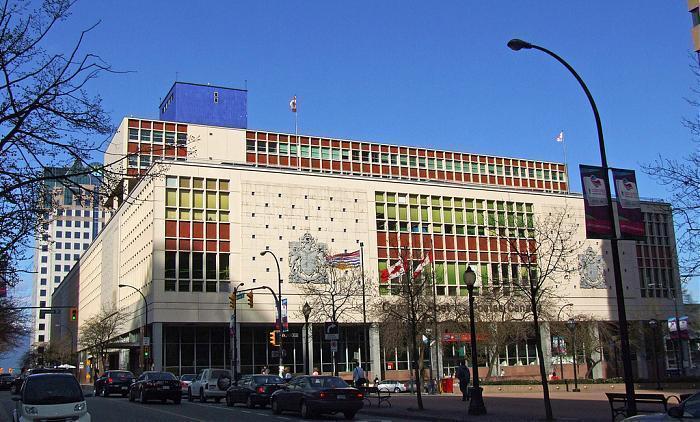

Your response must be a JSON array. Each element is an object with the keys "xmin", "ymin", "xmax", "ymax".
[
  {"xmin": 668, "ymin": 316, "xmax": 689, "ymax": 340},
  {"xmin": 281, "ymin": 298, "xmax": 288, "ymax": 332},
  {"xmin": 580, "ymin": 165, "xmax": 614, "ymax": 239},
  {"xmin": 611, "ymin": 168, "xmax": 645, "ymax": 240}
]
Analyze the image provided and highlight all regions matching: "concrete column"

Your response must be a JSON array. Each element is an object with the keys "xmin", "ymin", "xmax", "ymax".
[
  {"xmin": 370, "ymin": 323, "xmax": 381, "ymax": 380},
  {"xmin": 436, "ymin": 339, "xmax": 445, "ymax": 378},
  {"xmin": 152, "ymin": 322, "xmax": 162, "ymax": 371},
  {"xmin": 589, "ymin": 323, "xmax": 604, "ymax": 379},
  {"xmin": 539, "ymin": 321, "xmax": 552, "ymax": 375}
]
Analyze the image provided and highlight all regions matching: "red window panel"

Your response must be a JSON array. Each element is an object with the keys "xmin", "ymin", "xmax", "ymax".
[
  {"xmin": 435, "ymin": 250, "xmax": 444, "ymax": 260},
  {"xmin": 257, "ymin": 132, "xmax": 267, "ymax": 140},
  {"xmin": 342, "ymin": 162, "xmax": 351, "ymax": 171},
  {"xmin": 206, "ymin": 223, "xmax": 217, "ymax": 239},
  {"xmin": 179, "ymin": 239, "xmax": 190, "ymax": 250},
  {"xmin": 389, "ymin": 146, "xmax": 398, "ymax": 153},
  {"xmin": 192, "ymin": 240, "xmax": 204, "ymax": 251},
  {"xmin": 535, "ymin": 162, "xmax": 543, "ymax": 169},
  {"xmin": 497, "ymin": 177, "xmax": 504, "ymax": 185},
  {"xmin": 311, "ymin": 159, "xmax": 321, "ymax": 168},
  {"xmin": 545, "ymin": 181, "xmax": 552, "ymax": 190},
  {"xmin": 362, "ymin": 164, "xmax": 371, "ymax": 173},
  {"xmin": 463, "ymin": 174, "xmax": 471, "ymax": 183},
  {"xmin": 141, "ymin": 144, "xmax": 152, "ymax": 154},
  {"xmin": 500, "ymin": 239, "xmax": 510, "ymax": 251},
  {"xmin": 177, "ymin": 124, "xmax": 188, "ymax": 133},
  {"xmin": 310, "ymin": 138, "xmax": 320, "ymax": 146},
  {"xmin": 434, "ymin": 236, "xmax": 444, "ymax": 249},
  {"xmin": 478, "ymin": 237, "xmax": 488, "ymax": 250},
  {"xmin": 513, "ymin": 179, "xmax": 520, "ymax": 187},
  {"xmin": 361, "ymin": 143, "xmax": 370, "ymax": 151},
  {"xmin": 279, "ymin": 134, "xmax": 288, "ymax": 142},
  {"xmin": 478, "ymin": 156, "xmax": 487, "ymax": 163},
  {"xmin": 389, "ymin": 248, "xmax": 400, "ymax": 259},
  {"xmin": 505, "ymin": 178, "xmax": 513, "ymax": 186},
  {"xmin": 342, "ymin": 141, "xmax": 351, "ymax": 148},
  {"xmin": 378, "ymin": 248, "xmax": 387, "ymax": 259},
  {"xmin": 153, "ymin": 121, "xmax": 164, "ymax": 130},
  {"xmin": 489, "ymin": 176, "xmax": 496, "ymax": 184},
  {"xmin": 269, "ymin": 155, "xmax": 278, "ymax": 165},
  {"xmin": 391, "ymin": 167, "xmax": 399, "ymax": 176},
  {"xmin": 489, "ymin": 238, "xmax": 498, "ymax": 251},
  {"xmin": 377, "ymin": 232, "xmax": 387, "ymax": 247},
  {"xmin": 140, "ymin": 120, "xmax": 151, "ymax": 129},
  {"xmin": 372, "ymin": 164, "xmax": 381, "ymax": 174},
  {"xmin": 457, "ymin": 251, "xmax": 467, "ymax": 260},
  {"xmin": 331, "ymin": 140, "xmax": 340, "ymax": 148},
  {"xmin": 446, "ymin": 172, "xmax": 454, "ymax": 181},
  {"xmin": 401, "ymin": 168, "xmax": 408, "ymax": 176},
  {"xmin": 128, "ymin": 119, "xmax": 139, "ymax": 128},
  {"xmin": 411, "ymin": 234, "xmax": 422, "ymax": 246},
  {"xmin": 165, "ymin": 221, "xmax": 177, "ymax": 237},
  {"xmin": 469, "ymin": 252, "xmax": 478, "ymax": 261},
  {"xmin": 290, "ymin": 157, "xmax": 298, "ymax": 166},
  {"xmin": 436, "ymin": 151, "xmax": 444, "ymax": 159},
  {"xmin": 352, "ymin": 163, "xmax": 360, "ymax": 172},
  {"xmin": 352, "ymin": 142, "xmax": 361, "ymax": 149},
  {"xmin": 445, "ymin": 236, "xmax": 455, "ymax": 250},
  {"xmin": 371, "ymin": 144, "xmax": 380, "ymax": 152},
  {"xmin": 127, "ymin": 168, "xmax": 138, "ymax": 176},
  {"xmin": 400, "ymin": 233, "xmax": 410, "ymax": 245},
  {"xmin": 500, "ymin": 253, "xmax": 510, "ymax": 262},
  {"xmin": 165, "ymin": 123, "xmax": 176, "ymax": 132},
  {"xmin": 490, "ymin": 252, "xmax": 499, "ymax": 261},
  {"xmin": 322, "ymin": 160, "xmax": 331, "ymax": 170},
  {"xmin": 537, "ymin": 180, "xmax": 544, "ymax": 189},
  {"xmin": 428, "ymin": 170, "xmax": 436, "ymax": 179},
  {"xmin": 410, "ymin": 168, "xmax": 418, "ymax": 178},
  {"xmin": 381, "ymin": 166, "xmax": 390, "ymax": 175},
  {"xmin": 219, "ymin": 223, "xmax": 230, "ymax": 240},
  {"xmin": 219, "ymin": 241, "xmax": 230, "ymax": 252},
  {"xmin": 321, "ymin": 139, "xmax": 330, "ymax": 147},
  {"xmin": 246, "ymin": 131, "xmax": 255, "ymax": 138},
  {"xmin": 258, "ymin": 154, "xmax": 268, "ymax": 165},
  {"xmin": 468, "ymin": 237, "xmax": 477, "ymax": 250},
  {"xmin": 301, "ymin": 158, "xmax": 310, "ymax": 167},
  {"xmin": 206, "ymin": 241, "xmax": 217, "ymax": 251},
  {"xmin": 427, "ymin": 150, "xmax": 435, "ymax": 158},
  {"xmin": 280, "ymin": 157, "xmax": 289, "ymax": 166},
  {"xmin": 165, "ymin": 146, "xmax": 176, "ymax": 156},
  {"xmin": 480, "ymin": 252, "xmax": 489, "ymax": 261},
  {"xmin": 178, "ymin": 222, "xmax": 191, "ymax": 238},
  {"xmin": 127, "ymin": 142, "xmax": 139, "ymax": 153},
  {"xmin": 446, "ymin": 251, "xmax": 456, "ymax": 260},
  {"xmin": 388, "ymin": 232, "xmax": 398, "ymax": 247},
  {"xmin": 268, "ymin": 133, "xmax": 278, "ymax": 141},
  {"xmin": 456, "ymin": 237, "xmax": 466, "ymax": 250},
  {"xmin": 165, "ymin": 239, "xmax": 177, "ymax": 250},
  {"xmin": 177, "ymin": 147, "xmax": 188, "ymax": 157},
  {"xmin": 300, "ymin": 136, "xmax": 309, "ymax": 144},
  {"xmin": 560, "ymin": 183, "xmax": 567, "ymax": 191},
  {"xmin": 193, "ymin": 222, "xmax": 204, "ymax": 238}
]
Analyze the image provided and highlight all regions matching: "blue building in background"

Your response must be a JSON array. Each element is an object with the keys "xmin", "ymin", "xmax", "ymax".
[{"xmin": 159, "ymin": 82, "xmax": 247, "ymax": 129}]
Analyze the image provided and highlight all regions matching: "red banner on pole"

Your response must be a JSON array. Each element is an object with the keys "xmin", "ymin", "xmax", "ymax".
[
  {"xmin": 611, "ymin": 168, "xmax": 645, "ymax": 240},
  {"xmin": 580, "ymin": 165, "xmax": 614, "ymax": 239}
]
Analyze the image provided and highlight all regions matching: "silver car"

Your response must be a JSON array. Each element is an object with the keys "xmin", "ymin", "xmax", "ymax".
[
  {"xmin": 377, "ymin": 379, "xmax": 407, "ymax": 393},
  {"xmin": 623, "ymin": 392, "xmax": 699, "ymax": 421},
  {"xmin": 188, "ymin": 369, "xmax": 232, "ymax": 403},
  {"xmin": 179, "ymin": 374, "xmax": 196, "ymax": 395}
]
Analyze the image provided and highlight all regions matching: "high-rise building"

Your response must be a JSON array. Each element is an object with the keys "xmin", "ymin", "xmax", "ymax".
[
  {"xmin": 689, "ymin": 1, "xmax": 700, "ymax": 61},
  {"xmin": 31, "ymin": 165, "xmax": 106, "ymax": 346}
]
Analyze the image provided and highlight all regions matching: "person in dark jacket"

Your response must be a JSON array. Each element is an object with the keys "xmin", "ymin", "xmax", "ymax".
[{"xmin": 455, "ymin": 361, "xmax": 471, "ymax": 401}]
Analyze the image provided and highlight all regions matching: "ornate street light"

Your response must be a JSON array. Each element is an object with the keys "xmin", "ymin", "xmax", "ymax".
[
  {"xmin": 464, "ymin": 266, "xmax": 486, "ymax": 415},
  {"xmin": 648, "ymin": 319, "xmax": 662, "ymax": 390},
  {"xmin": 302, "ymin": 301, "xmax": 312, "ymax": 374},
  {"xmin": 566, "ymin": 318, "xmax": 580, "ymax": 392}
]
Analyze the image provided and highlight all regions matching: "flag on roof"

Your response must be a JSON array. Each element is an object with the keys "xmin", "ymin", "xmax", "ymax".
[
  {"xmin": 380, "ymin": 259, "xmax": 405, "ymax": 283},
  {"xmin": 289, "ymin": 96, "xmax": 297, "ymax": 113},
  {"xmin": 327, "ymin": 250, "xmax": 361, "ymax": 269},
  {"xmin": 412, "ymin": 252, "xmax": 432, "ymax": 279},
  {"xmin": 555, "ymin": 130, "xmax": 564, "ymax": 143}
]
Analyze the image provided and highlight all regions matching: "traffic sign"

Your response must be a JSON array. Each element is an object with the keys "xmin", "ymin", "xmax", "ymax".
[
  {"xmin": 330, "ymin": 340, "xmax": 338, "ymax": 353},
  {"xmin": 281, "ymin": 333, "xmax": 299, "ymax": 338},
  {"xmin": 236, "ymin": 293, "xmax": 244, "ymax": 300},
  {"xmin": 324, "ymin": 322, "xmax": 339, "ymax": 340}
]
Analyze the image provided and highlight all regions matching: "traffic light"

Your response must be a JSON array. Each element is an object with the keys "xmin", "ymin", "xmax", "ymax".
[
  {"xmin": 144, "ymin": 347, "xmax": 150, "ymax": 358},
  {"xmin": 269, "ymin": 330, "xmax": 277, "ymax": 346},
  {"xmin": 229, "ymin": 292, "xmax": 236, "ymax": 310},
  {"xmin": 70, "ymin": 307, "xmax": 77, "ymax": 321},
  {"xmin": 247, "ymin": 291, "xmax": 254, "ymax": 308}
]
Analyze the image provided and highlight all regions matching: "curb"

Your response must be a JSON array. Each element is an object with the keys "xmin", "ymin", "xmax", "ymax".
[{"xmin": 359, "ymin": 407, "xmax": 464, "ymax": 422}]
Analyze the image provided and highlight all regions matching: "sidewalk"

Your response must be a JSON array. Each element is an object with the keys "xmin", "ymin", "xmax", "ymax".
[{"xmin": 357, "ymin": 389, "xmax": 694, "ymax": 422}]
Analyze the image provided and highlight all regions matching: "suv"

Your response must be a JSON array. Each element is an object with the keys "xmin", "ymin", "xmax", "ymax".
[
  {"xmin": 12, "ymin": 373, "xmax": 90, "ymax": 421},
  {"xmin": 188, "ymin": 368, "xmax": 231, "ymax": 403},
  {"xmin": 94, "ymin": 370, "xmax": 135, "ymax": 397}
]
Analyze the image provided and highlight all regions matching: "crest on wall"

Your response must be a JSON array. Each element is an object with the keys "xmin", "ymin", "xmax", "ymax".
[
  {"xmin": 578, "ymin": 246, "xmax": 607, "ymax": 289},
  {"xmin": 289, "ymin": 233, "xmax": 328, "ymax": 284}
]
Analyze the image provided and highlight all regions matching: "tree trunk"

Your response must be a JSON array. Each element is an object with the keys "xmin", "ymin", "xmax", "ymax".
[
  {"xmin": 531, "ymin": 295, "xmax": 553, "ymax": 421},
  {"xmin": 411, "ymin": 328, "xmax": 424, "ymax": 410}
]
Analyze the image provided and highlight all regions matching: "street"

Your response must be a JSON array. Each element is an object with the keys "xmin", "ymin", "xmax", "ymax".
[{"xmin": 0, "ymin": 391, "xmax": 399, "ymax": 422}]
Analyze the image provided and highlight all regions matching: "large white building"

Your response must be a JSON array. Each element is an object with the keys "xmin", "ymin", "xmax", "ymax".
[{"xmin": 52, "ymin": 83, "xmax": 690, "ymax": 382}]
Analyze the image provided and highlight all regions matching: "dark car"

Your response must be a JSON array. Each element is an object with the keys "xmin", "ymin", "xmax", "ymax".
[
  {"xmin": 0, "ymin": 373, "xmax": 13, "ymax": 390},
  {"xmin": 128, "ymin": 371, "xmax": 181, "ymax": 404},
  {"xmin": 270, "ymin": 376, "xmax": 364, "ymax": 420},
  {"xmin": 94, "ymin": 370, "xmax": 135, "ymax": 397},
  {"xmin": 226, "ymin": 374, "xmax": 285, "ymax": 408}
]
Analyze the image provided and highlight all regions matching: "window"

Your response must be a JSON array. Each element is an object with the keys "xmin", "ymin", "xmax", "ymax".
[
  {"xmin": 40, "ymin": 278, "xmax": 46, "ymax": 285},
  {"xmin": 213, "ymin": 91, "xmax": 219, "ymax": 103},
  {"xmin": 40, "ymin": 290, "xmax": 46, "ymax": 297},
  {"xmin": 54, "ymin": 276, "xmax": 60, "ymax": 283}
]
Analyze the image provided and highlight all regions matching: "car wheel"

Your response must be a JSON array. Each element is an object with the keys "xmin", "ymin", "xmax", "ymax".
[
  {"xmin": 300, "ymin": 400, "xmax": 314, "ymax": 419},
  {"xmin": 139, "ymin": 389, "xmax": 147, "ymax": 404},
  {"xmin": 173, "ymin": 396, "xmax": 181, "ymax": 405},
  {"xmin": 214, "ymin": 397, "xmax": 221, "ymax": 403},
  {"xmin": 246, "ymin": 395, "xmax": 255, "ymax": 409},
  {"xmin": 199, "ymin": 388, "xmax": 207, "ymax": 403},
  {"xmin": 128, "ymin": 390, "xmax": 135, "ymax": 402},
  {"xmin": 102, "ymin": 387, "xmax": 109, "ymax": 397},
  {"xmin": 226, "ymin": 394, "xmax": 233, "ymax": 407},
  {"xmin": 271, "ymin": 398, "xmax": 281, "ymax": 415},
  {"xmin": 344, "ymin": 411, "xmax": 357, "ymax": 420},
  {"xmin": 187, "ymin": 388, "xmax": 193, "ymax": 402},
  {"xmin": 122, "ymin": 392, "xmax": 128, "ymax": 398},
  {"xmin": 394, "ymin": 387, "xmax": 400, "ymax": 393}
]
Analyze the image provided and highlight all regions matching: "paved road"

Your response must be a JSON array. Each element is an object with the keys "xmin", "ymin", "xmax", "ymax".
[{"xmin": 0, "ymin": 390, "xmax": 398, "ymax": 422}]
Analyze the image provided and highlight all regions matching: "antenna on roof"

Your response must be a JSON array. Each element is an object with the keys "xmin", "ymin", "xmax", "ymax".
[
  {"xmin": 245, "ymin": 79, "xmax": 248, "ymax": 90},
  {"xmin": 175, "ymin": 71, "xmax": 179, "ymax": 82}
]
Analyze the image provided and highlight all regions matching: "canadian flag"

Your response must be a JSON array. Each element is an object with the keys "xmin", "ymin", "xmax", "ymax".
[
  {"xmin": 380, "ymin": 259, "xmax": 405, "ymax": 283},
  {"xmin": 412, "ymin": 253, "xmax": 432, "ymax": 279}
]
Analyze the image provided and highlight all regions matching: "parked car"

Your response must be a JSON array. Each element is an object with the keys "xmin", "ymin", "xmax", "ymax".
[
  {"xmin": 623, "ymin": 391, "xmax": 700, "ymax": 421},
  {"xmin": 270, "ymin": 375, "xmax": 364, "ymax": 420},
  {"xmin": 128, "ymin": 371, "xmax": 181, "ymax": 404},
  {"xmin": 225, "ymin": 374, "xmax": 285, "ymax": 408},
  {"xmin": 376, "ymin": 379, "xmax": 406, "ymax": 393},
  {"xmin": 188, "ymin": 368, "xmax": 231, "ymax": 403},
  {"xmin": 12, "ymin": 373, "xmax": 90, "ymax": 422},
  {"xmin": 94, "ymin": 370, "xmax": 134, "ymax": 397},
  {"xmin": 0, "ymin": 373, "xmax": 14, "ymax": 390},
  {"xmin": 179, "ymin": 374, "xmax": 196, "ymax": 395}
]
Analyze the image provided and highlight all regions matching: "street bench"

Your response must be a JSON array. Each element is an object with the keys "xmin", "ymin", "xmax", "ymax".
[
  {"xmin": 605, "ymin": 393, "xmax": 681, "ymax": 421},
  {"xmin": 359, "ymin": 386, "xmax": 392, "ymax": 408}
]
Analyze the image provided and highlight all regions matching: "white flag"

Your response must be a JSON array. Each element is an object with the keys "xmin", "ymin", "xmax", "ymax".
[
  {"xmin": 555, "ymin": 130, "xmax": 564, "ymax": 143},
  {"xmin": 289, "ymin": 96, "xmax": 297, "ymax": 113}
]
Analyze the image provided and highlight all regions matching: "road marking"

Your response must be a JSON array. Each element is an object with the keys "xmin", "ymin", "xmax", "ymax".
[{"xmin": 109, "ymin": 399, "xmax": 207, "ymax": 422}]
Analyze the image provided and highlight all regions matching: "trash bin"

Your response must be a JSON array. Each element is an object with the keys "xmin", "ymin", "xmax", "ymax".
[{"xmin": 441, "ymin": 378, "xmax": 454, "ymax": 394}]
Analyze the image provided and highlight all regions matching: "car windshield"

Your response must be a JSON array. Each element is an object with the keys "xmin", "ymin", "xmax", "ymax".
[
  {"xmin": 210, "ymin": 370, "xmax": 230, "ymax": 379},
  {"xmin": 253, "ymin": 375, "xmax": 283, "ymax": 384},
  {"xmin": 308, "ymin": 377, "xmax": 349, "ymax": 389},
  {"xmin": 180, "ymin": 374, "xmax": 195, "ymax": 381},
  {"xmin": 23, "ymin": 375, "xmax": 83, "ymax": 405},
  {"xmin": 148, "ymin": 372, "xmax": 176, "ymax": 381},
  {"xmin": 110, "ymin": 371, "xmax": 133, "ymax": 379}
]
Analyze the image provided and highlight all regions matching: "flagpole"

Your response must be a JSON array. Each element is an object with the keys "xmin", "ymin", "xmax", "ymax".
[
  {"xmin": 560, "ymin": 130, "xmax": 569, "ymax": 193},
  {"xmin": 360, "ymin": 243, "xmax": 369, "ymax": 374}
]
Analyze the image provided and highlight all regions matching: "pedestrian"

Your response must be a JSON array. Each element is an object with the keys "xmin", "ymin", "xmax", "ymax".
[
  {"xmin": 455, "ymin": 360, "xmax": 471, "ymax": 402},
  {"xmin": 352, "ymin": 361, "xmax": 366, "ymax": 388},
  {"xmin": 283, "ymin": 366, "xmax": 293, "ymax": 380},
  {"xmin": 261, "ymin": 366, "xmax": 269, "ymax": 375},
  {"xmin": 373, "ymin": 376, "xmax": 379, "ymax": 387},
  {"xmin": 312, "ymin": 367, "xmax": 320, "ymax": 376}
]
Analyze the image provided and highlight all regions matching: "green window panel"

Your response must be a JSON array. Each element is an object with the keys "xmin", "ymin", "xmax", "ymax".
[
  {"xmin": 458, "ymin": 264, "xmax": 468, "ymax": 285},
  {"xmin": 536, "ymin": 169, "xmax": 543, "ymax": 178},
  {"xmin": 386, "ymin": 193, "xmax": 396, "ymax": 203},
  {"xmin": 321, "ymin": 148, "xmax": 330, "ymax": 159},
  {"xmin": 219, "ymin": 193, "xmax": 229, "ymax": 210},
  {"xmin": 311, "ymin": 147, "xmax": 321, "ymax": 158},
  {"xmin": 443, "ymin": 209, "xmax": 453, "ymax": 223},
  {"xmin": 475, "ymin": 200, "xmax": 484, "ymax": 209},
  {"xmin": 421, "ymin": 208, "xmax": 429, "ymax": 222},
  {"xmin": 380, "ymin": 154, "xmax": 389, "ymax": 164},
  {"xmin": 342, "ymin": 150, "xmax": 350, "ymax": 160},
  {"xmin": 431, "ymin": 196, "xmax": 441, "ymax": 207},
  {"xmin": 400, "ymin": 155, "xmax": 408, "ymax": 165},
  {"xmin": 467, "ymin": 226, "xmax": 476, "ymax": 235},
  {"xmin": 399, "ymin": 205, "xmax": 408, "ymax": 221},
  {"xmin": 456, "ymin": 225, "xmax": 465, "ymax": 235},
  {"xmin": 194, "ymin": 191, "xmax": 204, "ymax": 208},
  {"xmin": 129, "ymin": 128, "xmax": 139, "ymax": 140},
  {"xmin": 433, "ymin": 224, "xmax": 442, "ymax": 233},
  {"xmin": 447, "ymin": 263, "xmax": 456, "ymax": 285},
  {"xmin": 165, "ymin": 208, "xmax": 177, "ymax": 219},
  {"xmin": 390, "ymin": 155, "xmax": 398, "ymax": 165},
  {"xmin": 180, "ymin": 209, "xmax": 191, "ymax": 220},
  {"xmin": 479, "ymin": 164, "xmax": 486, "ymax": 174},
  {"xmin": 497, "ymin": 202, "xmax": 505, "ymax": 211},
  {"xmin": 527, "ymin": 215, "xmax": 534, "ymax": 228},
  {"xmin": 206, "ymin": 192, "xmax": 217, "ymax": 209},
  {"xmin": 434, "ymin": 263, "xmax": 445, "ymax": 285},
  {"xmin": 387, "ymin": 205, "xmax": 397, "ymax": 219},
  {"xmin": 505, "ymin": 166, "xmax": 511, "ymax": 176},
  {"xmin": 480, "ymin": 264, "xmax": 489, "ymax": 286},
  {"xmin": 166, "ymin": 189, "xmax": 177, "ymax": 207},
  {"xmin": 471, "ymin": 163, "xmax": 479, "ymax": 173},
  {"xmin": 476, "ymin": 212, "xmax": 484, "ymax": 225},
  {"xmin": 418, "ymin": 157, "xmax": 427, "ymax": 167},
  {"xmin": 526, "ymin": 204, "xmax": 533, "ymax": 213},
  {"xmin": 454, "ymin": 198, "xmax": 464, "ymax": 208},
  {"xmin": 409, "ymin": 195, "xmax": 418, "ymax": 205},
  {"xmin": 290, "ymin": 144, "xmax": 298, "ymax": 154},
  {"xmin": 179, "ymin": 191, "xmax": 191, "ymax": 208},
  {"xmin": 496, "ymin": 165, "xmax": 503, "ymax": 175},
  {"xmin": 193, "ymin": 210, "xmax": 203, "ymax": 221},
  {"xmin": 428, "ymin": 158, "xmax": 436, "ymax": 169},
  {"xmin": 498, "ymin": 212, "xmax": 506, "ymax": 226},
  {"xmin": 432, "ymin": 209, "xmax": 442, "ymax": 223},
  {"xmin": 409, "ymin": 157, "xmax": 417, "ymax": 167},
  {"xmin": 331, "ymin": 149, "xmax": 340, "ymax": 160},
  {"xmin": 436, "ymin": 160, "xmax": 444, "ymax": 170},
  {"xmin": 420, "ymin": 196, "xmax": 428, "ymax": 205},
  {"xmin": 508, "ymin": 214, "xmax": 515, "ymax": 227},
  {"xmin": 300, "ymin": 145, "xmax": 310, "ymax": 157},
  {"xmin": 179, "ymin": 177, "xmax": 190, "ymax": 188},
  {"xmin": 446, "ymin": 161, "xmax": 453, "ymax": 170},
  {"xmin": 375, "ymin": 192, "xmax": 385, "ymax": 202},
  {"xmin": 375, "ymin": 204, "xmax": 384, "ymax": 218},
  {"xmin": 454, "ymin": 161, "xmax": 462, "ymax": 171},
  {"xmin": 279, "ymin": 143, "xmax": 289, "ymax": 154},
  {"xmin": 455, "ymin": 211, "xmax": 464, "ymax": 224},
  {"xmin": 206, "ymin": 179, "xmax": 217, "ymax": 190}
]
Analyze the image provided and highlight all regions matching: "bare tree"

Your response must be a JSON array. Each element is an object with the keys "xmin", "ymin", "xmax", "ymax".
[
  {"xmin": 0, "ymin": 297, "xmax": 30, "ymax": 355},
  {"xmin": 78, "ymin": 306, "xmax": 128, "ymax": 374}
]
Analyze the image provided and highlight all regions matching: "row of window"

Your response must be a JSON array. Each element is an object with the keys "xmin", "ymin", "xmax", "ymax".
[
  {"xmin": 164, "ymin": 251, "xmax": 230, "ymax": 292},
  {"xmin": 40, "ymin": 242, "xmax": 90, "ymax": 251},
  {"xmin": 53, "ymin": 231, "xmax": 90, "ymax": 239},
  {"xmin": 128, "ymin": 128, "xmax": 187, "ymax": 145},
  {"xmin": 55, "ymin": 220, "xmax": 90, "ymax": 228}
]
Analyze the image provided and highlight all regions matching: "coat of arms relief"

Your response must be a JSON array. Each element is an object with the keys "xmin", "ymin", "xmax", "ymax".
[{"xmin": 289, "ymin": 233, "xmax": 328, "ymax": 284}]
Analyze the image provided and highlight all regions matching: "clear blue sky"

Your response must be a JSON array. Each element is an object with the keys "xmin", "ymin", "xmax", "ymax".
[{"xmin": 3, "ymin": 1, "xmax": 698, "ymax": 368}]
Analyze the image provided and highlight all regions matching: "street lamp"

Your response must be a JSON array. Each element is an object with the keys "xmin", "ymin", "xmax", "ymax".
[
  {"xmin": 302, "ymin": 301, "xmax": 312, "ymax": 375},
  {"xmin": 464, "ymin": 266, "xmax": 486, "ymax": 415},
  {"xmin": 118, "ymin": 284, "xmax": 148, "ymax": 373},
  {"xmin": 260, "ymin": 250, "xmax": 284, "ymax": 377},
  {"xmin": 556, "ymin": 303, "xmax": 574, "ymax": 392},
  {"xmin": 508, "ymin": 38, "xmax": 637, "ymax": 415},
  {"xmin": 566, "ymin": 319, "xmax": 580, "ymax": 392},
  {"xmin": 648, "ymin": 319, "xmax": 662, "ymax": 390},
  {"xmin": 232, "ymin": 282, "xmax": 244, "ymax": 382}
]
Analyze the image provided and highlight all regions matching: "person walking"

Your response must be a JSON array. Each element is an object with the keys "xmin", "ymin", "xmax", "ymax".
[
  {"xmin": 352, "ymin": 361, "xmax": 366, "ymax": 388},
  {"xmin": 456, "ymin": 360, "xmax": 471, "ymax": 401}
]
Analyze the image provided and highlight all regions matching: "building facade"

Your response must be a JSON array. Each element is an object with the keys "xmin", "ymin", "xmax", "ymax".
[{"xmin": 55, "ymin": 83, "xmax": 691, "ymax": 382}]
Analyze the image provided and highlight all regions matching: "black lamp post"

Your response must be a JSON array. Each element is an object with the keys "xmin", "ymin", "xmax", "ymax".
[
  {"xmin": 118, "ymin": 284, "xmax": 148, "ymax": 373},
  {"xmin": 508, "ymin": 38, "xmax": 637, "ymax": 415},
  {"xmin": 464, "ymin": 266, "xmax": 486, "ymax": 415},
  {"xmin": 648, "ymin": 319, "xmax": 662, "ymax": 390},
  {"xmin": 260, "ymin": 250, "xmax": 284, "ymax": 377},
  {"xmin": 302, "ymin": 301, "xmax": 312, "ymax": 375},
  {"xmin": 232, "ymin": 282, "xmax": 244, "ymax": 382},
  {"xmin": 566, "ymin": 319, "xmax": 580, "ymax": 392}
]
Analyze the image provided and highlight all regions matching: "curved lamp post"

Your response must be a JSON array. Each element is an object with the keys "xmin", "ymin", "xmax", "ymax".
[
  {"xmin": 118, "ymin": 284, "xmax": 148, "ymax": 373},
  {"xmin": 556, "ymin": 303, "xmax": 574, "ymax": 391},
  {"xmin": 566, "ymin": 318, "xmax": 580, "ymax": 392},
  {"xmin": 302, "ymin": 301, "xmax": 312, "ymax": 374},
  {"xmin": 507, "ymin": 38, "xmax": 637, "ymax": 415},
  {"xmin": 260, "ymin": 250, "xmax": 284, "ymax": 377},
  {"xmin": 464, "ymin": 266, "xmax": 486, "ymax": 415},
  {"xmin": 648, "ymin": 319, "xmax": 662, "ymax": 390},
  {"xmin": 232, "ymin": 282, "xmax": 244, "ymax": 381}
]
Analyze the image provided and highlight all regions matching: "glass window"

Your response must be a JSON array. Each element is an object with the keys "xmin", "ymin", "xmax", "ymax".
[
  {"xmin": 311, "ymin": 147, "xmax": 321, "ymax": 159},
  {"xmin": 219, "ymin": 193, "xmax": 229, "ymax": 210},
  {"xmin": 206, "ymin": 192, "xmax": 217, "ymax": 209},
  {"xmin": 165, "ymin": 132, "xmax": 175, "ymax": 145},
  {"xmin": 153, "ymin": 130, "xmax": 163, "ymax": 143},
  {"xmin": 179, "ymin": 191, "xmax": 191, "ymax": 208},
  {"xmin": 268, "ymin": 142, "xmax": 277, "ymax": 154},
  {"xmin": 206, "ymin": 253, "xmax": 217, "ymax": 279},
  {"xmin": 194, "ymin": 191, "xmax": 204, "ymax": 208},
  {"xmin": 177, "ymin": 133, "xmax": 187, "ymax": 146},
  {"xmin": 192, "ymin": 252, "xmax": 203, "ymax": 279},
  {"xmin": 165, "ymin": 252, "xmax": 176, "ymax": 280},
  {"xmin": 166, "ymin": 189, "xmax": 177, "ymax": 207},
  {"xmin": 140, "ymin": 130, "xmax": 151, "ymax": 142},
  {"xmin": 279, "ymin": 143, "xmax": 289, "ymax": 154},
  {"xmin": 219, "ymin": 254, "xmax": 229, "ymax": 280},
  {"xmin": 128, "ymin": 128, "xmax": 139, "ymax": 140},
  {"xmin": 301, "ymin": 145, "xmax": 310, "ymax": 157}
]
